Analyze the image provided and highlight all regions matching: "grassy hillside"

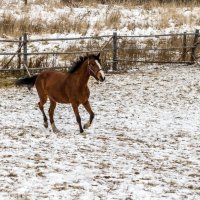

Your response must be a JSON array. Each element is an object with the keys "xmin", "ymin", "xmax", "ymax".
[{"xmin": 0, "ymin": 0, "xmax": 199, "ymax": 37}]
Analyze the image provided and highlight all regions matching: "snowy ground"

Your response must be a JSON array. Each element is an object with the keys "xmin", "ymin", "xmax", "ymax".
[
  {"xmin": 0, "ymin": 65, "xmax": 200, "ymax": 199},
  {"xmin": 1, "ymin": 0, "xmax": 200, "ymax": 65}
]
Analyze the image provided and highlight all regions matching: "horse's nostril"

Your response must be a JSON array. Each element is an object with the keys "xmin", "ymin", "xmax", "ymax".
[{"xmin": 100, "ymin": 76, "xmax": 105, "ymax": 82}]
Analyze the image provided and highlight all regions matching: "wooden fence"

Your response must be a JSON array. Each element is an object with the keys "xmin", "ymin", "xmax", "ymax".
[
  {"xmin": 113, "ymin": 29, "xmax": 200, "ymax": 70},
  {"xmin": 0, "ymin": 30, "xmax": 199, "ymax": 75}
]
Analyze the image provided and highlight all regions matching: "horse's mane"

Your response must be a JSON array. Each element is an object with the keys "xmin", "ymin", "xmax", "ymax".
[{"xmin": 68, "ymin": 54, "xmax": 100, "ymax": 73}]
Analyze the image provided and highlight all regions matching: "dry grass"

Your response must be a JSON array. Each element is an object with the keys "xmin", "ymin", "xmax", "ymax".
[
  {"xmin": 72, "ymin": 19, "xmax": 90, "ymax": 35},
  {"xmin": 59, "ymin": 0, "xmax": 200, "ymax": 7},
  {"xmin": 127, "ymin": 22, "xmax": 136, "ymax": 31},
  {"xmin": 0, "ymin": 77, "xmax": 15, "ymax": 87},
  {"xmin": 0, "ymin": 14, "xmax": 90, "ymax": 37},
  {"xmin": 158, "ymin": 8, "xmax": 195, "ymax": 29},
  {"xmin": 105, "ymin": 10, "xmax": 121, "ymax": 30},
  {"xmin": 0, "ymin": 0, "xmax": 199, "ymax": 37},
  {"xmin": 93, "ymin": 20, "xmax": 105, "ymax": 34},
  {"xmin": 0, "ymin": 13, "xmax": 16, "ymax": 36},
  {"xmin": 0, "ymin": 14, "xmax": 41, "ymax": 37}
]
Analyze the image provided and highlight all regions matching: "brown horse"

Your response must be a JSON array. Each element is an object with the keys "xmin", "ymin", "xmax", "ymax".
[{"xmin": 16, "ymin": 53, "xmax": 105, "ymax": 133}]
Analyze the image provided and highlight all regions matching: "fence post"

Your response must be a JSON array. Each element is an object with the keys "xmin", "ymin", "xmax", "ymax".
[
  {"xmin": 112, "ymin": 32, "xmax": 118, "ymax": 71},
  {"xmin": 191, "ymin": 29, "xmax": 199, "ymax": 63},
  {"xmin": 182, "ymin": 32, "xmax": 187, "ymax": 61},
  {"xmin": 23, "ymin": 33, "xmax": 28, "ymax": 67},
  {"xmin": 18, "ymin": 36, "xmax": 22, "ymax": 69}
]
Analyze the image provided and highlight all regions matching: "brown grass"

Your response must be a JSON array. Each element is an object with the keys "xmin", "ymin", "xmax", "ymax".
[
  {"xmin": 158, "ymin": 8, "xmax": 194, "ymax": 29},
  {"xmin": 0, "ymin": 13, "xmax": 91, "ymax": 37},
  {"xmin": 93, "ymin": 20, "xmax": 105, "ymax": 34},
  {"xmin": 0, "ymin": 77, "xmax": 15, "ymax": 87},
  {"xmin": 0, "ymin": 0, "xmax": 199, "ymax": 37},
  {"xmin": 60, "ymin": 0, "xmax": 200, "ymax": 7},
  {"xmin": 0, "ymin": 13, "xmax": 16, "ymax": 36},
  {"xmin": 105, "ymin": 10, "xmax": 121, "ymax": 30}
]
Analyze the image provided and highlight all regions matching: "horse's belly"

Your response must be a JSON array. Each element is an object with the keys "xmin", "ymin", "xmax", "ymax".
[
  {"xmin": 56, "ymin": 97, "xmax": 70, "ymax": 104},
  {"xmin": 48, "ymin": 92, "xmax": 69, "ymax": 104}
]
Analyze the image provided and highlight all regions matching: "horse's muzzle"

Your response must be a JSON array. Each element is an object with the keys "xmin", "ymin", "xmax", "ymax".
[
  {"xmin": 97, "ymin": 70, "xmax": 105, "ymax": 82},
  {"xmin": 99, "ymin": 75, "xmax": 105, "ymax": 82}
]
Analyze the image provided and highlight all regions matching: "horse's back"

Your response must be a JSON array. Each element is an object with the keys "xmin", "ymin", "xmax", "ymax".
[
  {"xmin": 38, "ymin": 70, "xmax": 67, "ymax": 79},
  {"xmin": 36, "ymin": 70, "xmax": 67, "ymax": 84}
]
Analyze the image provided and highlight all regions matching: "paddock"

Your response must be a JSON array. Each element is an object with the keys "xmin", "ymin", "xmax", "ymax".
[{"xmin": 0, "ymin": 65, "xmax": 200, "ymax": 199}]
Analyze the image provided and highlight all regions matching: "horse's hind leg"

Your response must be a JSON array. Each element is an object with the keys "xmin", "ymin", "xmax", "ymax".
[
  {"xmin": 49, "ymin": 99, "xmax": 59, "ymax": 133},
  {"xmin": 82, "ymin": 100, "xmax": 94, "ymax": 129},
  {"xmin": 38, "ymin": 96, "xmax": 48, "ymax": 128}
]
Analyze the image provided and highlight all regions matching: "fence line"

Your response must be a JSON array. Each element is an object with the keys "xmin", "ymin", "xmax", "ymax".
[
  {"xmin": 120, "ymin": 46, "xmax": 194, "ymax": 51},
  {"xmin": 0, "ymin": 39, "xmax": 19, "ymax": 43},
  {"xmin": 118, "ymin": 32, "xmax": 197, "ymax": 38},
  {"xmin": 0, "ymin": 30, "xmax": 199, "ymax": 74},
  {"xmin": 25, "ymin": 50, "xmax": 111, "ymax": 55},
  {"xmin": 116, "ymin": 59, "xmax": 192, "ymax": 64},
  {"xmin": 0, "ymin": 50, "xmax": 111, "ymax": 56},
  {"xmin": 0, "ymin": 66, "xmax": 69, "ymax": 73},
  {"xmin": 28, "ymin": 35, "xmax": 112, "ymax": 43}
]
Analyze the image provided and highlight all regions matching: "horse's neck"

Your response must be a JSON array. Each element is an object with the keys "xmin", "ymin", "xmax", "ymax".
[{"xmin": 71, "ymin": 61, "xmax": 89, "ymax": 87}]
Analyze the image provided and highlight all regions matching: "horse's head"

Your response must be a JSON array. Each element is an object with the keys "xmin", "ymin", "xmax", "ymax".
[{"xmin": 87, "ymin": 53, "xmax": 105, "ymax": 82}]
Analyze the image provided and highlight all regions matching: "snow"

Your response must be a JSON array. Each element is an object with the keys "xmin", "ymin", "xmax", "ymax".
[
  {"xmin": 0, "ymin": 65, "xmax": 200, "ymax": 199},
  {"xmin": 1, "ymin": 2, "xmax": 200, "ymax": 37},
  {"xmin": 1, "ymin": 2, "xmax": 200, "ymax": 38},
  {"xmin": 0, "ymin": 1, "xmax": 200, "ymax": 199}
]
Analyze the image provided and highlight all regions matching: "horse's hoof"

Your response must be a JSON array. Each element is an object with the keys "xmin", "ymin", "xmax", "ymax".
[
  {"xmin": 83, "ymin": 122, "xmax": 91, "ymax": 129},
  {"xmin": 44, "ymin": 122, "xmax": 48, "ymax": 128},
  {"xmin": 83, "ymin": 124, "xmax": 87, "ymax": 129},
  {"xmin": 80, "ymin": 129, "xmax": 84, "ymax": 133},
  {"xmin": 81, "ymin": 131, "xmax": 87, "ymax": 137},
  {"xmin": 51, "ymin": 123, "xmax": 60, "ymax": 133},
  {"xmin": 53, "ymin": 128, "xmax": 60, "ymax": 133}
]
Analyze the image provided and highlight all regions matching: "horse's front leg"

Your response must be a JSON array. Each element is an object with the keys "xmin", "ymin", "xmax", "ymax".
[
  {"xmin": 49, "ymin": 99, "xmax": 59, "ymax": 133},
  {"xmin": 82, "ymin": 100, "xmax": 94, "ymax": 129},
  {"xmin": 72, "ymin": 103, "xmax": 84, "ymax": 133}
]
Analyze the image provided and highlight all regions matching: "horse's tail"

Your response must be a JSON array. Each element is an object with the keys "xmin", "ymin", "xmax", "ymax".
[{"xmin": 16, "ymin": 75, "xmax": 38, "ymax": 89}]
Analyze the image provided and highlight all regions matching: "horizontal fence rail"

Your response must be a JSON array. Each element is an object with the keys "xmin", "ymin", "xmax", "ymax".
[
  {"xmin": 119, "ymin": 46, "xmax": 194, "ymax": 51},
  {"xmin": 0, "ymin": 30, "xmax": 199, "ymax": 75},
  {"xmin": 118, "ymin": 32, "xmax": 197, "ymax": 38},
  {"xmin": 28, "ymin": 35, "xmax": 112, "ymax": 42}
]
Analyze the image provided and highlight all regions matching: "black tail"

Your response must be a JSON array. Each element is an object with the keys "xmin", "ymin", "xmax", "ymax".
[{"xmin": 16, "ymin": 75, "xmax": 38, "ymax": 89}]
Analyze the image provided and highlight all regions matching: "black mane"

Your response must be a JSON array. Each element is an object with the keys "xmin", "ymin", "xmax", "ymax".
[{"xmin": 68, "ymin": 54, "xmax": 100, "ymax": 73}]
